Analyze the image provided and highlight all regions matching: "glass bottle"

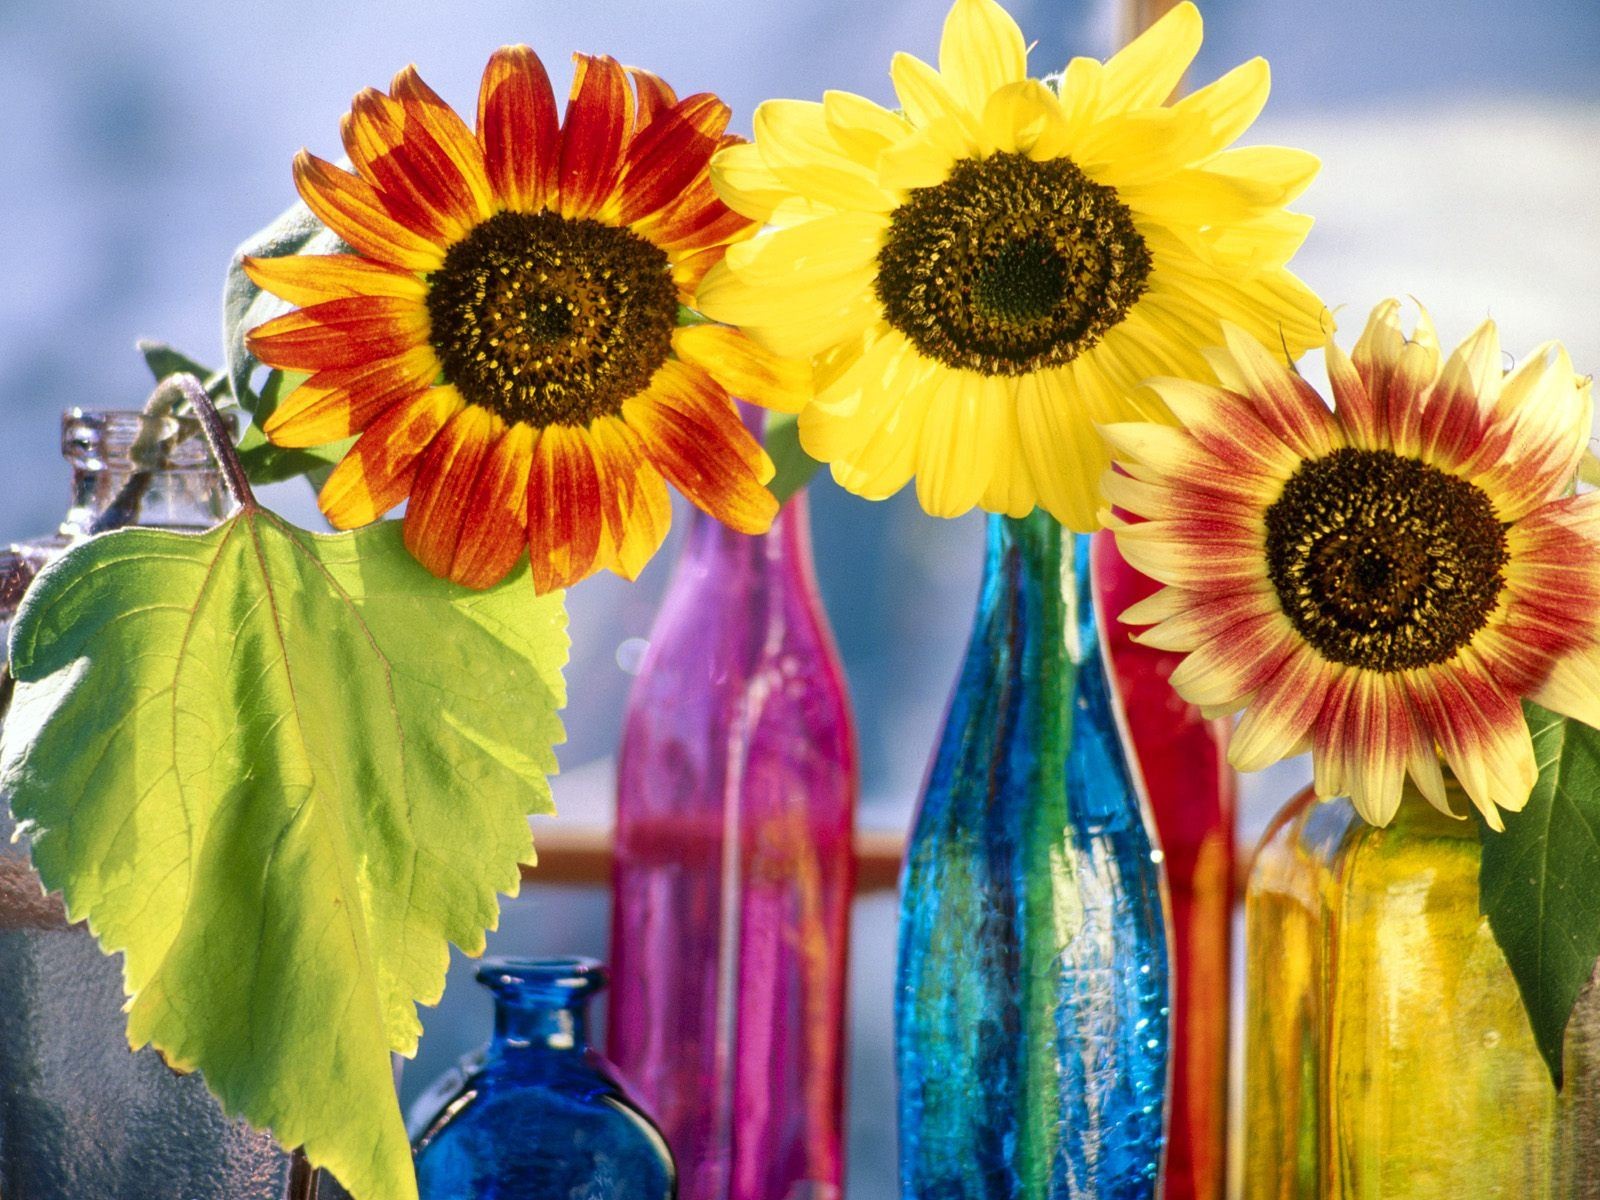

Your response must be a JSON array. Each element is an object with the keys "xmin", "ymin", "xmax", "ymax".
[
  {"xmin": 897, "ymin": 512, "xmax": 1171, "ymax": 1198},
  {"xmin": 1094, "ymin": 531, "xmax": 1233, "ymax": 1200},
  {"xmin": 607, "ymin": 430, "xmax": 858, "ymax": 1200},
  {"xmin": 409, "ymin": 958, "xmax": 674, "ymax": 1199},
  {"xmin": 1243, "ymin": 789, "xmax": 1600, "ymax": 1198},
  {"xmin": 0, "ymin": 407, "xmax": 297, "ymax": 1199}
]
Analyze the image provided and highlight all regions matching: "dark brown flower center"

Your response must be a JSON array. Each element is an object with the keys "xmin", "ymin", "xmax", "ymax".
[
  {"xmin": 874, "ymin": 153, "xmax": 1151, "ymax": 377},
  {"xmin": 1264, "ymin": 448, "xmax": 1510, "ymax": 671},
  {"xmin": 426, "ymin": 211, "xmax": 678, "ymax": 426}
]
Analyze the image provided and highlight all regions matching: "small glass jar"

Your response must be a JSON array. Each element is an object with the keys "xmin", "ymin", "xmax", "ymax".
[
  {"xmin": 409, "ymin": 958, "xmax": 676, "ymax": 1199},
  {"xmin": 1243, "ymin": 789, "xmax": 1600, "ymax": 1198},
  {"xmin": 0, "ymin": 406, "xmax": 295, "ymax": 1200}
]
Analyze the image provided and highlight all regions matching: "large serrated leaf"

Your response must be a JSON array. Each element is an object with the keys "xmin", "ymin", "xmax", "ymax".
[
  {"xmin": 0, "ymin": 514, "xmax": 568, "ymax": 1200},
  {"xmin": 1478, "ymin": 702, "xmax": 1600, "ymax": 1088}
]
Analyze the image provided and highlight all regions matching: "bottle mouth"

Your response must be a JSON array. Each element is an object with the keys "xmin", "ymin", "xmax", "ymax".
[{"xmin": 476, "ymin": 956, "xmax": 608, "ymax": 994}]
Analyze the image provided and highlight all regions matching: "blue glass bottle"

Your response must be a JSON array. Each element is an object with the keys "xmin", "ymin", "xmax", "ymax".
[
  {"xmin": 408, "ymin": 958, "xmax": 675, "ymax": 1200},
  {"xmin": 896, "ymin": 511, "xmax": 1171, "ymax": 1198}
]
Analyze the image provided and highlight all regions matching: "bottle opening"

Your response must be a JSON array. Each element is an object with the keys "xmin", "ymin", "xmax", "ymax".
[{"xmin": 476, "ymin": 956, "xmax": 608, "ymax": 995}]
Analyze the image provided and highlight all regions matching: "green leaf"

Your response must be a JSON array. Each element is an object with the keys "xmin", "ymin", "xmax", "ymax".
[
  {"xmin": 1478, "ymin": 702, "xmax": 1600, "ymax": 1088},
  {"xmin": 0, "ymin": 515, "xmax": 568, "ymax": 1200},
  {"xmin": 223, "ymin": 198, "xmax": 347, "ymax": 414},
  {"xmin": 764, "ymin": 410, "xmax": 824, "ymax": 506},
  {"xmin": 1580, "ymin": 449, "xmax": 1600, "ymax": 489}
]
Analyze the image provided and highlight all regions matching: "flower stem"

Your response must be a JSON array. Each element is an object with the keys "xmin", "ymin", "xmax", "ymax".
[
  {"xmin": 287, "ymin": 1149, "xmax": 321, "ymax": 1200},
  {"xmin": 167, "ymin": 372, "xmax": 257, "ymax": 513}
]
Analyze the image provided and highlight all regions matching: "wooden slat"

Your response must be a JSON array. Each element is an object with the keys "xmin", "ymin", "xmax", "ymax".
[{"xmin": 521, "ymin": 826, "xmax": 907, "ymax": 893}]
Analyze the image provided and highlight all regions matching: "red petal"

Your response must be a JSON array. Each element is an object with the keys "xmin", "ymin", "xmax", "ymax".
[
  {"xmin": 623, "ymin": 361, "xmax": 777, "ymax": 534},
  {"xmin": 389, "ymin": 65, "xmax": 496, "ymax": 218},
  {"xmin": 263, "ymin": 345, "xmax": 438, "ymax": 448},
  {"xmin": 246, "ymin": 296, "xmax": 429, "ymax": 372},
  {"xmin": 403, "ymin": 405, "xmax": 502, "ymax": 583},
  {"xmin": 292, "ymin": 152, "xmax": 444, "ymax": 270},
  {"xmin": 341, "ymin": 87, "xmax": 477, "ymax": 243},
  {"xmin": 627, "ymin": 66, "xmax": 679, "ymax": 130},
  {"xmin": 558, "ymin": 54, "xmax": 633, "ymax": 219},
  {"xmin": 452, "ymin": 421, "xmax": 535, "ymax": 589},
  {"xmin": 477, "ymin": 45, "xmax": 561, "ymax": 213},
  {"xmin": 526, "ymin": 424, "xmax": 606, "ymax": 593},
  {"xmin": 319, "ymin": 388, "xmax": 464, "ymax": 528},
  {"xmin": 611, "ymin": 93, "xmax": 731, "ymax": 227}
]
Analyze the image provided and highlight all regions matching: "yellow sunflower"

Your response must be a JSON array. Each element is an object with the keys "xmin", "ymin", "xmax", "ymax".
[
  {"xmin": 695, "ymin": 0, "xmax": 1326, "ymax": 527},
  {"xmin": 1105, "ymin": 300, "xmax": 1599, "ymax": 828},
  {"xmin": 245, "ymin": 47, "xmax": 810, "ymax": 592}
]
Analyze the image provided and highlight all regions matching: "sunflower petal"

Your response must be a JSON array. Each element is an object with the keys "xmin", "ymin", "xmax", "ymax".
[
  {"xmin": 672, "ymin": 325, "xmax": 812, "ymax": 413},
  {"xmin": 246, "ymin": 296, "xmax": 430, "ymax": 373},
  {"xmin": 624, "ymin": 361, "xmax": 778, "ymax": 533},
  {"xmin": 319, "ymin": 388, "xmax": 465, "ymax": 529},
  {"xmin": 589, "ymin": 416, "xmax": 673, "ymax": 580},
  {"xmin": 390, "ymin": 65, "xmax": 497, "ymax": 218},
  {"xmin": 448, "ymin": 422, "xmax": 534, "ymax": 589},
  {"xmin": 914, "ymin": 370, "xmax": 999, "ymax": 518},
  {"xmin": 1099, "ymin": 0, "xmax": 1203, "ymax": 114},
  {"xmin": 263, "ymin": 345, "xmax": 439, "ymax": 448},
  {"xmin": 526, "ymin": 424, "xmax": 606, "ymax": 593},
  {"xmin": 403, "ymin": 405, "xmax": 503, "ymax": 584},
  {"xmin": 613, "ymin": 93, "xmax": 730, "ymax": 226},
  {"xmin": 559, "ymin": 53, "xmax": 633, "ymax": 219},
  {"xmin": 293, "ymin": 152, "xmax": 445, "ymax": 270},
  {"xmin": 938, "ymin": 0, "xmax": 1028, "ymax": 113},
  {"xmin": 477, "ymin": 44, "xmax": 561, "ymax": 212}
]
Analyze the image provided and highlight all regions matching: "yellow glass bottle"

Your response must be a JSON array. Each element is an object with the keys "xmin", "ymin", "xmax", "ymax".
[{"xmin": 1243, "ymin": 788, "xmax": 1600, "ymax": 1199}]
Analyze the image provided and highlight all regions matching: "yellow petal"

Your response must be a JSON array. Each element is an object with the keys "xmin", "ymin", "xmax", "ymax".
[
  {"xmin": 822, "ymin": 89, "xmax": 913, "ymax": 162},
  {"xmin": 1169, "ymin": 56, "xmax": 1271, "ymax": 157},
  {"xmin": 981, "ymin": 80, "xmax": 1072, "ymax": 158},
  {"xmin": 890, "ymin": 51, "xmax": 983, "ymax": 147},
  {"xmin": 938, "ymin": 0, "xmax": 1028, "ymax": 113},
  {"xmin": 915, "ymin": 369, "xmax": 998, "ymax": 517},
  {"xmin": 1099, "ymin": 0, "xmax": 1203, "ymax": 114},
  {"xmin": 1016, "ymin": 365, "xmax": 1112, "ymax": 532},
  {"xmin": 753, "ymin": 99, "xmax": 897, "ymax": 212}
]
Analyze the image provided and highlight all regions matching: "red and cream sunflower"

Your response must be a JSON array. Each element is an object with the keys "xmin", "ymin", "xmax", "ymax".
[
  {"xmin": 244, "ymin": 48, "xmax": 809, "ymax": 592},
  {"xmin": 1105, "ymin": 300, "xmax": 1599, "ymax": 828}
]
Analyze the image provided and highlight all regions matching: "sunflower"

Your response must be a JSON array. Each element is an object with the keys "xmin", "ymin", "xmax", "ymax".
[
  {"xmin": 1104, "ymin": 300, "xmax": 1599, "ymax": 828},
  {"xmin": 694, "ymin": 0, "xmax": 1326, "ymax": 527},
  {"xmin": 244, "ymin": 48, "xmax": 810, "ymax": 592}
]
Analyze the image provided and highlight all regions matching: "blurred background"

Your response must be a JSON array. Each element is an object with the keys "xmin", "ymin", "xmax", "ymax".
[{"xmin": 1, "ymin": 0, "xmax": 1595, "ymax": 1193}]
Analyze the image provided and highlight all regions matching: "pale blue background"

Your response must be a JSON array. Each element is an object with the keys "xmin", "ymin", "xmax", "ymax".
[{"xmin": 1, "ymin": 1, "xmax": 1595, "ymax": 1194}]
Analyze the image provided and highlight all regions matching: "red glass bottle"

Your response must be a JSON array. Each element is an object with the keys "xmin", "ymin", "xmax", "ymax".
[{"xmin": 1094, "ymin": 530, "xmax": 1236, "ymax": 1200}]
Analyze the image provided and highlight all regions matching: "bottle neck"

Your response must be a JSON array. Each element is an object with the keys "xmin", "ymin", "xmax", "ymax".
[
  {"xmin": 479, "ymin": 958, "xmax": 605, "ymax": 1059},
  {"xmin": 973, "ymin": 510, "xmax": 1092, "ymax": 673},
  {"xmin": 491, "ymin": 994, "xmax": 591, "ymax": 1055}
]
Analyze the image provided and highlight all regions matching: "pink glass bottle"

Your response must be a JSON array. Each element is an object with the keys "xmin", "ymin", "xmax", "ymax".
[
  {"xmin": 1093, "ymin": 530, "xmax": 1236, "ymax": 1200},
  {"xmin": 608, "ymin": 425, "xmax": 857, "ymax": 1200}
]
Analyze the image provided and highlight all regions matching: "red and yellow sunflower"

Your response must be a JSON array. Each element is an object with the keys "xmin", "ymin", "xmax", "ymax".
[
  {"xmin": 244, "ymin": 48, "xmax": 809, "ymax": 591},
  {"xmin": 1105, "ymin": 300, "xmax": 1599, "ymax": 828}
]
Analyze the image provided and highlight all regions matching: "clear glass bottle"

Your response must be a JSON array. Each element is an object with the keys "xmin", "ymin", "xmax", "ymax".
[
  {"xmin": 1094, "ymin": 530, "xmax": 1233, "ymax": 1200},
  {"xmin": 607, "ymin": 426, "xmax": 858, "ymax": 1200},
  {"xmin": 1243, "ymin": 789, "xmax": 1600, "ymax": 1198},
  {"xmin": 896, "ymin": 513, "xmax": 1171, "ymax": 1198},
  {"xmin": 408, "ymin": 958, "xmax": 675, "ymax": 1199},
  {"xmin": 0, "ymin": 406, "xmax": 295, "ymax": 1199}
]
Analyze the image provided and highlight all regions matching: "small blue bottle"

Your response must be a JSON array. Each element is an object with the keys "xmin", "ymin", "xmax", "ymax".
[{"xmin": 408, "ymin": 958, "xmax": 675, "ymax": 1200}]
